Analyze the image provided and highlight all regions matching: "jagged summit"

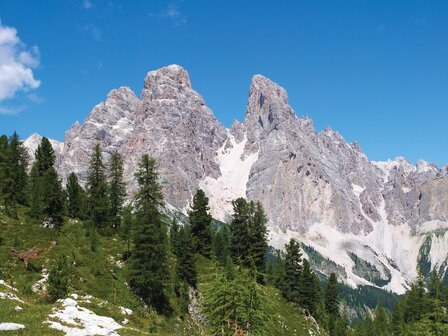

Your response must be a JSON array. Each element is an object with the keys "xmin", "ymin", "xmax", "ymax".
[{"xmin": 22, "ymin": 65, "xmax": 448, "ymax": 294}]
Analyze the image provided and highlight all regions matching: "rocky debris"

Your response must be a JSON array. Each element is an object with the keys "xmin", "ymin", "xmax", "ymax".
[
  {"xmin": 32, "ymin": 268, "xmax": 49, "ymax": 293},
  {"xmin": 46, "ymin": 296, "xmax": 123, "ymax": 336},
  {"xmin": 0, "ymin": 323, "xmax": 25, "ymax": 331},
  {"xmin": 14, "ymin": 246, "xmax": 43, "ymax": 267},
  {"xmin": 15, "ymin": 305, "xmax": 23, "ymax": 312},
  {"xmin": 188, "ymin": 287, "xmax": 206, "ymax": 324}
]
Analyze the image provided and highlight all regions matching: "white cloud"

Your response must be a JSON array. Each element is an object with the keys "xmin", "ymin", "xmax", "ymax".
[
  {"xmin": 159, "ymin": 4, "xmax": 187, "ymax": 27},
  {"xmin": 83, "ymin": 0, "xmax": 93, "ymax": 9},
  {"xmin": 0, "ymin": 105, "xmax": 25, "ymax": 115},
  {"xmin": 0, "ymin": 21, "xmax": 40, "ymax": 102}
]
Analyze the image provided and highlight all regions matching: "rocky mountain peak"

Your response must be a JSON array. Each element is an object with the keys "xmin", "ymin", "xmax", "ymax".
[{"xmin": 142, "ymin": 64, "xmax": 192, "ymax": 101}]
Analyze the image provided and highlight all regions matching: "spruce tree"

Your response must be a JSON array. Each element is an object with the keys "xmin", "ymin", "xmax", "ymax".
[
  {"xmin": 35, "ymin": 137, "xmax": 55, "ymax": 174},
  {"xmin": 66, "ymin": 172, "xmax": 85, "ymax": 219},
  {"xmin": 128, "ymin": 154, "xmax": 169, "ymax": 312},
  {"xmin": 42, "ymin": 168, "xmax": 65, "ymax": 229},
  {"xmin": 29, "ymin": 137, "xmax": 65, "ymax": 226},
  {"xmin": 108, "ymin": 150, "xmax": 126, "ymax": 232},
  {"xmin": 120, "ymin": 205, "xmax": 134, "ymax": 257},
  {"xmin": 283, "ymin": 238, "xmax": 302, "ymax": 302},
  {"xmin": 0, "ymin": 135, "xmax": 8, "ymax": 202},
  {"xmin": 299, "ymin": 258, "xmax": 320, "ymax": 317},
  {"xmin": 86, "ymin": 144, "xmax": 109, "ymax": 231},
  {"xmin": 189, "ymin": 189, "xmax": 212, "ymax": 257},
  {"xmin": 170, "ymin": 217, "xmax": 180, "ymax": 256},
  {"xmin": 213, "ymin": 226, "xmax": 230, "ymax": 265},
  {"xmin": 248, "ymin": 201, "xmax": 268, "ymax": 282},
  {"xmin": 325, "ymin": 273, "xmax": 340, "ymax": 316},
  {"xmin": 176, "ymin": 226, "xmax": 197, "ymax": 288},
  {"xmin": 204, "ymin": 257, "xmax": 266, "ymax": 335},
  {"xmin": 3, "ymin": 132, "xmax": 28, "ymax": 217},
  {"xmin": 229, "ymin": 197, "xmax": 250, "ymax": 263},
  {"xmin": 47, "ymin": 254, "xmax": 69, "ymax": 302}
]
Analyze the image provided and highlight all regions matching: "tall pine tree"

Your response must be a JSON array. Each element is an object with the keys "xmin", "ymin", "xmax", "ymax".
[
  {"xmin": 128, "ymin": 154, "xmax": 169, "ymax": 312},
  {"xmin": 66, "ymin": 172, "xmax": 85, "ymax": 219},
  {"xmin": 3, "ymin": 132, "xmax": 28, "ymax": 217},
  {"xmin": 283, "ymin": 238, "xmax": 303, "ymax": 302},
  {"xmin": 299, "ymin": 258, "xmax": 321, "ymax": 317},
  {"xmin": 175, "ymin": 225, "xmax": 197, "ymax": 288},
  {"xmin": 108, "ymin": 150, "xmax": 126, "ymax": 232},
  {"xmin": 229, "ymin": 197, "xmax": 251, "ymax": 264},
  {"xmin": 86, "ymin": 144, "xmax": 109, "ymax": 231},
  {"xmin": 189, "ymin": 189, "xmax": 212, "ymax": 257}
]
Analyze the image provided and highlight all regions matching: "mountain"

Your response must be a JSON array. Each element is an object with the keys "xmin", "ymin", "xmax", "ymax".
[{"xmin": 25, "ymin": 65, "xmax": 448, "ymax": 294}]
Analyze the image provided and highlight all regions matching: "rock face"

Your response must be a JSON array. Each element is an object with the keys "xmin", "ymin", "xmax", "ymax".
[
  {"xmin": 25, "ymin": 65, "xmax": 448, "ymax": 294},
  {"xmin": 57, "ymin": 65, "xmax": 227, "ymax": 209}
]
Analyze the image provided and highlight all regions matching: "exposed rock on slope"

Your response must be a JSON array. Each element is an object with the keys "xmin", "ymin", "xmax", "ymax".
[{"xmin": 25, "ymin": 65, "xmax": 448, "ymax": 293}]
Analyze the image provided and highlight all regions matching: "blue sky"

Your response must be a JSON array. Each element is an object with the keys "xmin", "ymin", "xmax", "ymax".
[{"xmin": 0, "ymin": 0, "xmax": 447, "ymax": 166}]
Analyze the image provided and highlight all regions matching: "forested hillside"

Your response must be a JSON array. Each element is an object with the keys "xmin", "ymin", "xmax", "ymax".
[{"xmin": 1, "ymin": 132, "xmax": 447, "ymax": 335}]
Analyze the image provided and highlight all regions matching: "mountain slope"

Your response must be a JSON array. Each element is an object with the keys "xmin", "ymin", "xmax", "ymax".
[{"xmin": 25, "ymin": 65, "xmax": 448, "ymax": 294}]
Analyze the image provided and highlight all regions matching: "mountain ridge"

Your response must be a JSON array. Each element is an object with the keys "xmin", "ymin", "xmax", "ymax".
[{"xmin": 24, "ymin": 64, "xmax": 448, "ymax": 294}]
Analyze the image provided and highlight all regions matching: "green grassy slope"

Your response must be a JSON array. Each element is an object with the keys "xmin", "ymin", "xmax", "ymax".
[{"xmin": 0, "ymin": 207, "xmax": 324, "ymax": 335}]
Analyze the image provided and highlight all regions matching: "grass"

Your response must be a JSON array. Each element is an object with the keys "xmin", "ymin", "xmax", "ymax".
[{"xmin": 0, "ymin": 207, "xmax": 324, "ymax": 335}]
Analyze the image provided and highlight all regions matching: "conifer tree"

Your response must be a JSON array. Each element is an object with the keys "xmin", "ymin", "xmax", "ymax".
[
  {"xmin": 108, "ymin": 150, "xmax": 126, "ymax": 232},
  {"xmin": 176, "ymin": 226, "xmax": 197, "ymax": 288},
  {"xmin": 120, "ymin": 205, "xmax": 133, "ymax": 257},
  {"xmin": 43, "ymin": 167, "xmax": 65, "ymax": 229},
  {"xmin": 86, "ymin": 144, "xmax": 109, "ymax": 231},
  {"xmin": 283, "ymin": 238, "xmax": 302, "ymax": 302},
  {"xmin": 170, "ymin": 217, "xmax": 180, "ymax": 256},
  {"xmin": 0, "ymin": 135, "xmax": 8, "ymax": 201},
  {"xmin": 47, "ymin": 254, "xmax": 69, "ymax": 302},
  {"xmin": 325, "ymin": 273, "xmax": 340, "ymax": 316},
  {"xmin": 274, "ymin": 250, "xmax": 287, "ymax": 293},
  {"xmin": 229, "ymin": 197, "xmax": 251, "ymax": 263},
  {"xmin": 189, "ymin": 189, "xmax": 212, "ymax": 257},
  {"xmin": 213, "ymin": 226, "xmax": 230, "ymax": 264},
  {"xmin": 128, "ymin": 154, "xmax": 169, "ymax": 312},
  {"xmin": 248, "ymin": 201, "xmax": 268, "ymax": 282},
  {"xmin": 372, "ymin": 304, "xmax": 390, "ymax": 336},
  {"xmin": 35, "ymin": 137, "xmax": 55, "ymax": 174},
  {"xmin": 325, "ymin": 272, "xmax": 341, "ymax": 336},
  {"xmin": 204, "ymin": 257, "xmax": 266, "ymax": 335},
  {"xmin": 299, "ymin": 258, "xmax": 320, "ymax": 317},
  {"xmin": 66, "ymin": 172, "xmax": 85, "ymax": 219},
  {"xmin": 30, "ymin": 137, "xmax": 54, "ymax": 218},
  {"xmin": 3, "ymin": 132, "xmax": 28, "ymax": 217}
]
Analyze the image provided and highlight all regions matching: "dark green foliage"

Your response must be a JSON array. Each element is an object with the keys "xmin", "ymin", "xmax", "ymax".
[
  {"xmin": 213, "ymin": 226, "xmax": 230, "ymax": 264},
  {"xmin": 66, "ymin": 172, "xmax": 86, "ymax": 219},
  {"xmin": 47, "ymin": 254, "xmax": 69, "ymax": 302},
  {"xmin": 169, "ymin": 217, "xmax": 180, "ymax": 256},
  {"xmin": 176, "ymin": 225, "xmax": 197, "ymax": 288},
  {"xmin": 108, "ymin": 150, "xmax": 126, "ymax": 232},
  {"xmin": 189, "ymin": 189, "xmax": 212, "ymax": 257},
  {"xmin": 128, "ymin": 154, "xmax": 169, "ymax": 313},
  {"xmin": 120, "ymin": 205, "xmax": 133, "ymax": 256},
  {"xmin": 42, "ymin": 167, "xmax": 65, "ymax": 229},
  {"xmin": 325, "ymin": 273, "xmax": 340, "ymax": 316},
  {"xmin": 178, "ymin": 281, "xmax": 190, "ymax": 317},
  {"xmin": 249, "ymin": 201, "xmax": 268, "ymax": 282},
  {"xmin": 29, "ymin": 137, "xmax": 65, "ymax": 225},
  {"xmin": 86, "ymin": 144, "xmax": 109, "ymax": 231},
  {"xmin": 204, "ymin": 257, "xmax": 266, "ymax": 335},
  {"xmin": 3, "ymin": 132, "xmax": 28, "ymax": 217},
  {"xmin": 229, "ymin": 197, "xmax": 251, "ymax": 263},
  {"xmin": 299, "ymin": 258, "xmax": 321, "ymax": 317},
  {"xmin": 229, "ymin": 198, "xmax": 268, "ymax": 280},
  {"xmin": 283, "ymin": 238, "xmax": 302, "ymax": 302}
]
